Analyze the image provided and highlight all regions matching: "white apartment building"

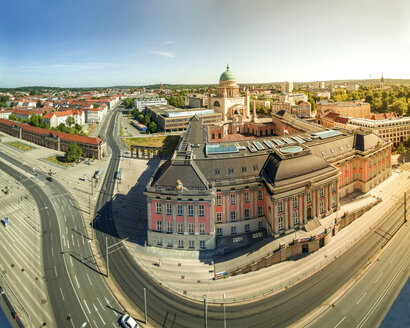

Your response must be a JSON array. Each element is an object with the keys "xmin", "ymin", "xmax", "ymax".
[{"xmin": 135, "ymin": 97, "xmax": 167, "ymax": 111}]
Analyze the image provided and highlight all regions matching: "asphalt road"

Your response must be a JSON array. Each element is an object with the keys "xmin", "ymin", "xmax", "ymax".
[
  {"xmin": 0, "ymin": 147, "xmax": 122, "ymax": 327},
  {"xmin": 307, "ymin": 214, "xmax": 409, "ymax": 328},
  {"xmin": 94, "ymin": 106, "xmax": 410, "ymax": 328}
]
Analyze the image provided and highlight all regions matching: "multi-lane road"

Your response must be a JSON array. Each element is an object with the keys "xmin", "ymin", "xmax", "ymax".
[{"xmin": 0, "ymin": 147, "xmax": 122, "ymax": 326}]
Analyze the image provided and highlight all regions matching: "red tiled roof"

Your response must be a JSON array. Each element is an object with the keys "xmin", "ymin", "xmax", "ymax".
[
  {"xmin": 335, "ymin": 117, "xmax": 349, "ymax": 124},
  {"xmin": 0, "ymin": 118, "xmax": 102, "ymax": 145}
]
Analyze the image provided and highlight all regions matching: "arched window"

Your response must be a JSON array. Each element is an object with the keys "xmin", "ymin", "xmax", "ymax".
[{"xmin": 214, "ymin": 101, "xmax": 220, "ymax": 107}]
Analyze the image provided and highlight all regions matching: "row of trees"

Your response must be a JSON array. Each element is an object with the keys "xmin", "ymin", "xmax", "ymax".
[{"xmin": 7, "ymin": 113, "xmax": 86, "ymax": 136}]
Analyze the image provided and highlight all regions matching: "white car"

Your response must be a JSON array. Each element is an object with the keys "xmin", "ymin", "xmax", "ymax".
[{"xmin": 120, "ymin": 314, "xmax": 139, "ymax": 328}]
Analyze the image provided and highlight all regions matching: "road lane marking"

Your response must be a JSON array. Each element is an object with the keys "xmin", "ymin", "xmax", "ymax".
[
  {"xmin": 49, "ymin": 221, "xmax": 51, "ymax": 229},
  {"xmin": 356, "ymin": 292, "xmax": 367, "ymax": 304},
  {"xmin": 94, "ymin": 303, "xmax": 106, "ymax": 325},
  {"xmin": 54, "ymin": 266, "xmax": 58, "ymax": 277},
  {"xmin": 82, "ymin": 237, "xmax": 85, "ymax": 245},
  {"xmin": 75, "ymin": 275, "xmax": 80, "ymax": 288},
  {"xmin": 50, "ymin": 234, "xmax": 53, "ymax": 241},
  {"xmin": 83, "ymin": 300, "xmax": 91, "ymax": 314},
  {"xmin": 71, "ymin": 234, "xmax": 74, "ymax": 246},
  {"xmin": 51, "ymin": 247, "xmax": 54, "ymax": 257},
  {"xmin": 66, "ymin": 227, "xmax": 68, "ymax": 234},
  {"xmin": 96, "ymin": 297, "xmax": 104, "ymax": 310},
  {"xmin": 389, "ymin": 255, "xmax": 396, "ymax": 264},
  {"xmin": 77, "ymin": 238, "xmax": 80, "ymax": 248},
  {"xmin": 374, "ymin": 272, "xmax": 383, "ymax": 283},
  {"xmin": 70, "ymin": 256, "xmax": 73, "ymax": 267},
  {"xmin": 87, "ymin": 273, "xmax": 93, "ymax": 285},
  {"xmin": 104, "ymin": 296, "xmax": 110, "ymax": 305},
  {"xmin": 60, "ymin": 288, "xmax": 65, "ymax": 301},
  {"xmin": 64, "ymin": 215, "xmax": 66, "ymax": 222},
  {"xmin": 334, "ymin": 316, "xmax": 345, "ymax": 328}
]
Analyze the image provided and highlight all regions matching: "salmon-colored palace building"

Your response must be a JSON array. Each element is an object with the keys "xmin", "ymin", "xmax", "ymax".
[{"xmin": 144, "ymin": 70, "xmax": 392, "ymax": 252}]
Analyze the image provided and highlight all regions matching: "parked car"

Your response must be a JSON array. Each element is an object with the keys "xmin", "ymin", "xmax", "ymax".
[
  {"xmin": 46, "ymin": 177, "xmax": 53, "ymax": 182},
  {"xmin": 120, "ymin": 314, "xmax": 139, "ymax": 328}
]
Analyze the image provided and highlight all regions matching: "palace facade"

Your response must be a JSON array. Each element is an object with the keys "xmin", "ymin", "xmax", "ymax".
[{"xmin": 145, "ymin": 115, "xmax": 392, "ymax": 252}]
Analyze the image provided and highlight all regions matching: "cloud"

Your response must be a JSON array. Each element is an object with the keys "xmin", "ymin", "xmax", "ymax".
[
  {"xmin": 149, "ymin": 50, "xmax": 175, "ymax": 58},
  {"xmin": 165, "ymin": 40, "xmax": 176, "ymax": 44}
]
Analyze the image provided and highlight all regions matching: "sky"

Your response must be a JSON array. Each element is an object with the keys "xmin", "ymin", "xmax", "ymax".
[{"xmin": 1, "ymin": 0, "xmax": 410, "ymax": 87}]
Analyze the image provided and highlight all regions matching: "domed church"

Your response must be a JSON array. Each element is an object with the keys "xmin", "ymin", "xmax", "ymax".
[{"xmin": 208, "ymin": 65, "xmax": 250, "ymax": 122}]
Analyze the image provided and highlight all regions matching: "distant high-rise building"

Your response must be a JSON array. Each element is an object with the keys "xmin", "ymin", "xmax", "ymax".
[
  {"xmin": 313, "ymin": 81, "xmax": 325, "ymax": 89},
  {"xmin": 281, "ymin": 81, "xmax": 293, "ymax": 93}
]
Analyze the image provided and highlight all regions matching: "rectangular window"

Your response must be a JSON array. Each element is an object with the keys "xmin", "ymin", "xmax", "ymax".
[
  {"xmin": 244, "ymin": 192, "xmax": 249, "ymax": 203},
  {"xmin": 307, "ymin": 192, "xmax": 311, "ymax": 203},
  {"xmin": 332, "ymin": 197, "xmax": 336, "ymax": 208},
  {"xmin": 167, "ymin": 239, "xmax": 173, "ymax": 247},
  {"xmin": 228, "ymin": 167, "xmax": 234, "ymax": 174},
  {"xmin": 258, "ymin": 221, "xmax": 264, "ymax": 229},
  {"xmin": 230, "ymin": 211, "xmax": 236, "ymax": 222},
  {"xmin": 166, "ymin": 203, "xmax": 172, "ymax": 215},
  {"xmin": 177, "ymin": 222, "xmax": 183, "ymax": 234},
  {"xmin": 320, "ymin": 200, "xmax": 324, "ymax": 213},
  {"xmin": 319, "ymin": 187, "xmax": 324, "ymax": 198},
  {"xmin": 177, "ymin": 204, "xmax": 183, "ymax": 216},
  {"xmin": 258, "ymin": 189, "xmax": 263, "ymax": 200},
  {"xmin": 157, "ymin": 238, "xmax": 162, "ymax": 246},
  {"xmin": 216, "ymin": 228, "xmax": 222, "ymax": 236},
  {"xmin": 199, "ymin": 204, "xmax": 205, "ymax": 216},
  {"xmin": 188, "ymin": 223, "xmax": 194, "ymax": 234},
  {"xmin": 167, "ymin": 221, "xmax": 172, "ymax": 233},
  {"xmin": 293, "ymin": 211, "xmax": 298, "ymax": 225},
  {"xmin": 292, "ymin": 196, "xmax": 298, "ymax": 208},
  {"xmin": 258, "ymin": 206, "xmax": 263, "ymax": 217},
  {"xmin": 189, "ymin": 240, "xmax": 194, "ymax": 248},
  {"xmin": 188, "ymin": 204, "xmax": 194, "ymax": 216},
  {"xmin": 244, "ymin": 208, "xmax": 250, "ymax": 219},
  {"xmin": 230, "ymin": 193, "xmax": 236, "ymax": 205},
  {"xmin": 215, "ymin": 169, "xmax": 220, "ymax": 175},
  {"xmin": 331, "ymin": 183, "xmax": 335, "ymax": 192},
  {"xmin": 241, "ymin": 166, "xmax": 247, "ymax": 173},
  {"xmin": 216, "ymin": 195, "xmax": 222, "ymax": 206},
  {"xmin": 231, "ymin": 226, "xmax": 237, "ymax": 235},
  {"xmin": 245, "ymin": 224, "xmax": 250, "ymax": 232},
  {"xmin": 200, "ymin": 240, "xmax": 205, "ymax": 249},
  {"xmin": 178, "ymin": 240, "xmax": 183, "ymax": 248},
  {"xmin": 155, "ymin": 202, "xmax": 161, "ymax": 214},
  {"xmin": 156, "ymin": 220, "xmax": 162, "ymax": 232},
  {"xmin": 278, "ymin": 201, "xmax": 283, "ymax": 213},
  {"xmin": 216, "ymin": 212, "xmax": 222, "ymax": 223},
  {"xmin": 199, "ymin": 223, "xmax": 205, "ymax": 235},
  {"xmin": 278, "ymin": 216, "xmax": 284, "ymax": 230}
]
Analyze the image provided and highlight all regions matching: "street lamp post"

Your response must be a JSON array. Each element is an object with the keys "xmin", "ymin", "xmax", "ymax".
[
  {"xmin": 223, "ymin": 293, "xmax": 226, "ymax": 328},
  {"xmin": 106, "ymin": 236, "xmax": 109, "ymax": 278},
  {"xmin": 204, "ymin": 296, "xmax": 207, "ymax": 328},
  {"xmin": 404, "ymin": 192, "xmax": 407, "ymax": 223},
  {"xmin": 144, "ymin": 287, "xmax": 147, "ymax": 324}
]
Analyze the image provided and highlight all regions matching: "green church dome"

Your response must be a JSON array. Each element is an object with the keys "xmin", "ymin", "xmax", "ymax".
[{"xmin": 219, "ymin": 64, "xmax": 236, "ymax": 82}]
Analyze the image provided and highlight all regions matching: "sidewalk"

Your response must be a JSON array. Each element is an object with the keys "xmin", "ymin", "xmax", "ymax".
[{"xmin": 111, "ymin": 156, "xmax": 410, "ymax": 303}]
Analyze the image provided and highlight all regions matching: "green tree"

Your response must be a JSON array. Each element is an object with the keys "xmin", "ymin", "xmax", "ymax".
[
  {"xmin": 65, "ymin": 143, "xmax": 83, "ymax": 162},
  {"xmin": 36, "ymin": 100, "xmax": 42, "ymax": 108},
  {"xmin": 8, "ymin": 113, "xmax": 16, "ymax": 121},
  {"xmin": 66, "ymin": 116, "xmax": 75, "ymax": 127},
  {"xmin": 93, "ymin": 103, "xmax": 99, "ymax": 109},
  {"xmin": 143, "ymin": 113, "xmax": 151, "ymax": 126},
  {"xmin": 124, "ymin": 98, "xmax": 134, "ymax": 109},
  {"xmin": 391, "ymin": 101, "xmax": 406, "ymax": 116},
  {"xmin": 167, "ymin": 95, "xmax": 185, "ymax": 108},
  {"xmin": 148, "ymin": 121, "xmax": 157, "ymax": 133},
  {"xmin": 29, "ymin": 114, "xmax": 44, "ymax": 127},
  {"xmin": 44, "ymin": 122, "xmax": 50, "ymax": 130}
]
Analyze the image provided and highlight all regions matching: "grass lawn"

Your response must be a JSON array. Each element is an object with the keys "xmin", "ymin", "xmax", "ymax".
[
  {"xmin": 6, "ymin": 141, "xmax": 34, "ymax": 151},
  {"xmin": 44, "ymin": 155, "xmax": 73, "ymax": 167},
  {"xmin": 122, "ymin": 135, "xmax": 179, "ymax": 154},
  {"xmin": 86, "ymin": 123, "xmax": 99, "ymax": 137}
]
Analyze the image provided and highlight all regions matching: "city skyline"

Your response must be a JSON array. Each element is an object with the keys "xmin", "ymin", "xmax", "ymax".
[{"xmin": 1, "ymin": 0, "xmax": 410, "ymax": 87}]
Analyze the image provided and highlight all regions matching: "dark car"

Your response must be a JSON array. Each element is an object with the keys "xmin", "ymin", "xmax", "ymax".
[{"xmin": 46, "ymin": 177, "xmax": 53, "ymax": 182}]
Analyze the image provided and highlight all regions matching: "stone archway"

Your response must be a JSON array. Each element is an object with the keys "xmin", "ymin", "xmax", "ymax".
[{"xmin": 307, "ymin": 207, "xmax": 312, "ymax": 220}]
